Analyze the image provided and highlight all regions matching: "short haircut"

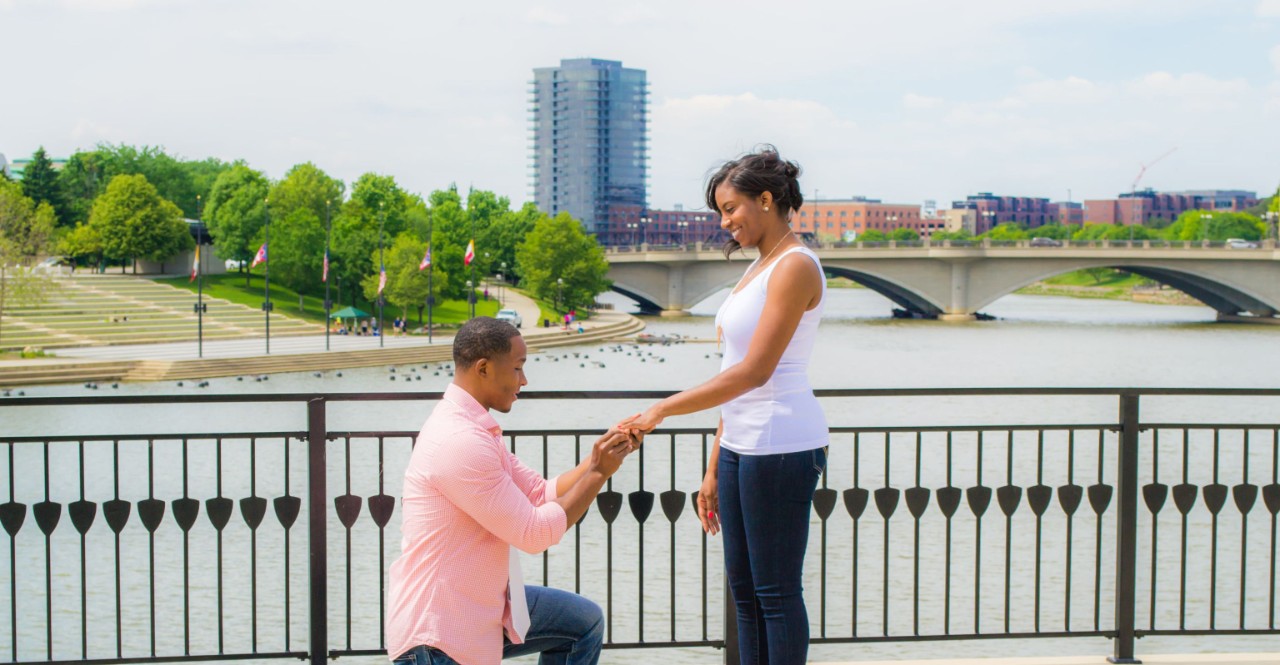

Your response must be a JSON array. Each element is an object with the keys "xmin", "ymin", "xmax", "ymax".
[{"xmin": 452, "ymin": 317, "xmax": 521, "ymax": 369}]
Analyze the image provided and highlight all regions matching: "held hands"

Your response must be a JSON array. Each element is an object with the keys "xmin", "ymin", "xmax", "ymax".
[
  {"xmin": 589, "ymin": 427, "xmax": 639, "ymax": 478},
  {"xmin": 616, "ymin": 407, "xmax": 664, "ymax": 439}
]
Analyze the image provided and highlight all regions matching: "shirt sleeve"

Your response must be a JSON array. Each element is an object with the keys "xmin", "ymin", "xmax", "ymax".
[
  {"xmin": 433, "ymin": 429, "xmax": 568, "ymax": 554},
  {"xmin": 507, "ymin": 449, "xmax": 559, "ymax": 504}
]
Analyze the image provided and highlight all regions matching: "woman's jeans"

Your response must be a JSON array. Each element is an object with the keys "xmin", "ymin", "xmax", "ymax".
[
  {"xmin": 718, "ymin": 446, "xmax": 826, "ymax": 665},
  {"xmin": 391, "ymin": 585, "xmax": 603, "ymax": 665}
]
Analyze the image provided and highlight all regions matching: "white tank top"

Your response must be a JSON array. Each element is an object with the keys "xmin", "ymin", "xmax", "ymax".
[{"xmin": 714, "ymin": 246, "xmax": 828, "ymax": 455}]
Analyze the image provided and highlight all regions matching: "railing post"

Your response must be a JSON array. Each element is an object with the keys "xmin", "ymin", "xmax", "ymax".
[
  {"xmin": 723, "ymin": 576, "xmax": 739, "ymax": 665},
  {"xmin": 308, "ymin": 397, "xmax": 329, "ymax": 665},
  {"xmin": 1110, "ymin": 393, "xmax": 1141, "ymax": 664}
]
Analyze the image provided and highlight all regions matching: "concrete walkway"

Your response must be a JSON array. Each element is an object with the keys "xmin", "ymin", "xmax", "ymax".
[{"xmin": 815, "ymin": 653, "xmax": 1280, "ymax": 665}]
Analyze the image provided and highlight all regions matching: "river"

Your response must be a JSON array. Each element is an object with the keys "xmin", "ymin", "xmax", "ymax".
[{"xmin": 3, "ymin": 289, "xmax": 1280, "ymax": 664}]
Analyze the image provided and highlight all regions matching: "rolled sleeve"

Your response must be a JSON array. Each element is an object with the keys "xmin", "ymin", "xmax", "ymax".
[{"xmin": 432, "ymin": 432, "xmax": 568, "ymax": 554}]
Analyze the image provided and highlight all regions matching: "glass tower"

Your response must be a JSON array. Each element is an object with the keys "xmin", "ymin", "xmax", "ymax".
[{"xmin": 530, "ymin": 58, "xmax": 648, "ymax": 242}]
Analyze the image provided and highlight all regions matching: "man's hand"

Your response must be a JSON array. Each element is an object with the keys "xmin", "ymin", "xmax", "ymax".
[{"xmin": 589, "ymin": 428, "xmax": 637, "ymax": 478}]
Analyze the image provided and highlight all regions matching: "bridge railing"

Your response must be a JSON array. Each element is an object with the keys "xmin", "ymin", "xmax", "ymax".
[
  {"xmin": 605, "ymin": 239, "xmax": 1278, "ymax": 252},
  {"xmin": 3, "ymin": 389, "xmax": 1280, "ymax": 665}
]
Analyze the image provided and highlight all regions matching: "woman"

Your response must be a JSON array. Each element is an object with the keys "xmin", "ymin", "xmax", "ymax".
[{"xmin": 619, "ymin": 146, "xmax": 827, "ymax": 664}]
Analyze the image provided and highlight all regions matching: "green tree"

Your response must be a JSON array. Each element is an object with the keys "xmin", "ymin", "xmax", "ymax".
[
  {"xmin": 888, "ymin": 227, "xmax": 920, "ymax": 242},
  {"xmin": 268, "ymin": 163, "xmax": 345, "ymax": 226},
  {"xmin": 1164, "ymin": 210, "xmax": 1265, "ymax": 242},
  {"xmin": 929, "ymin": 229, "xmax": 973, "ymax": 242},
  {"xmin": 487, "ymin": 202, "xmax": 541, "ymax": 285},
  {"xmin": 88, "ymin": 174, "xmax": 193, "ymax": 273},
  {"xmin": 0, "ymin": 179, "xmax": 58, "ymax": 262},
  {"xmin": 331, "ymin": 173, "xmax": 417, "ymax": 308},
  {"xmin": 983, "ymin": 223, "xmax": 1028, "ymax": 241},
  {"xmin": 1026, "ymin": 223, "xmax": 1071, "ymax": 240},
  {"xmin": 361, "ymin": 232, "xmax": 448, "ymax": 325},
  {"xmin": 264, "ymin": 208, "xmax": 326, "ymax": 296},
  {"xmin": 57, "ymin": 149, "xmax": 110, "ymax": 226},
  {"xmin": 516, "ymin": 212, "xmax": 610, "ymax": 313},
  {"xmin": 59, "ymin": 222, "xmax": 103, "ymax": 270},
  {"xmin": 204, "ymin": 164, "xmax": 270, "ymax": 284},
  {"xmin": 857, "ymin": 229, "xmax": 887, "ymax": 242},
  {"xmin": 19, "ymin": 147, "xmax": 67, "ymax": 225}
]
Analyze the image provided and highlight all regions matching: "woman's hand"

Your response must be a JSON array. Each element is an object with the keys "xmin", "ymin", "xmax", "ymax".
[
  {"xmin": 617, "ymin": 406, "xmax": 664, "ymax": 438},
  {"xmin": 696, "ymin": 472, "xmax": 720, "ymax": 536}
]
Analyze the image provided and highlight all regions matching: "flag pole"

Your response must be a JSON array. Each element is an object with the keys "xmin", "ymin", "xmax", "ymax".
[
  {"xmin": 378, "ymin": 202, "xmax": 385, "ymax": 348},
  {"xmin": 324, "ymin": 199, "xmax": 332, "ymax": 352},
  {"xmin": 263, "ymin": 198, "xmax": 272, "ymax": 355},
  {"xmin": 427, "ymin": 213, "xmax": 434, "ymax": 345}
]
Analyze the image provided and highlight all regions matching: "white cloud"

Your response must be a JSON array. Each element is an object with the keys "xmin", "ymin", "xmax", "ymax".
[
  {"xmin": 903, "ymin": 93, "xmax": 943, "ymax": 110},
  {"xmin": 1272, "ymin": 44, "xmax": 1280, "ymax": 73},
  {"xmin": 1258, "ymin": 0, "xmax": 1280, "ymax": 17}
]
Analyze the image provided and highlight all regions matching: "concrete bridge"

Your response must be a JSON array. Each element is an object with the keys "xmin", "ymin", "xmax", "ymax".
[{"xmin": 604, "ymin": 240, "xmax": 1280, "ymax": 321}]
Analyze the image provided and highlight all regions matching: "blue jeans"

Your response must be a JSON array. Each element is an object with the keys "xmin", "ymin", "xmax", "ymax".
[
  {"xmin": 392, "ymin": 585, "xmax": 603, "ymax": 665},
  {"xmin": 718, "ymin": 446, "xmax": 826, "ymax": 665}
]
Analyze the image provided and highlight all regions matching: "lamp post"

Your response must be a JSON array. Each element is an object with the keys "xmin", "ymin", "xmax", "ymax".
[
  {"xmin": 324, "ymin": 199, "xmax": 332, "ymax": 351},
  {"xmin": 378, "ymin": 202, "xmax": 385, "ymax": 348},
  {"xmin": 556, "ymin": 277, "xmax": 564, "ymax": 323},
  {"xmin": 626, "ymin": 221, "xmax": 638, "ymax": 246},
  {"xmin": 425, "ymin": 211, "xmax": 434, "ymax": 344},
  {"xmin": 1200, "ymin": 212, "xmax": 1213, "ymax": 246},
  {"xmin": 499, "ymin": 261, "xmax": 507, "ymax": 305},
  {"xmin": 1265, "ymin": 211, "xmax": 1278, "ymax": 245},
  {"xmin": 981, "ymin": 209, "xmax": 995, "ymax": 234},
  {"xmin": 678, "ymin": 220, "xmax": 689, "ymax": 247},
  {"xmin": 640, "ymin": 214, "xmax": 650, "ymax": 246},
  {"xmin": 467, "ymin": 279, "xmax": 475, "ymax": 319},
  {"xmin": 194, "ymin": 195, "xmax": 206, "ymax": 358}
]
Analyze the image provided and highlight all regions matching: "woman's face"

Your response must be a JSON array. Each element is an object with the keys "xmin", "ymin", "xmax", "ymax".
[{"xmin": 715, "ymin": 183, "xmax": 772, "ymax": 249}]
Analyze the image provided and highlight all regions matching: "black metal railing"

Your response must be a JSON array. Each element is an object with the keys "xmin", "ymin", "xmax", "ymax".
[{"xmin": 3, "ymin": 389, "xmax": 1280, "ymax": 665}]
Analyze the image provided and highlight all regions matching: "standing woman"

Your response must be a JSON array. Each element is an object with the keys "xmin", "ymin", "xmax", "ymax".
[{"xmin": 619, "ymin": 146, "xmax": 828, "ymax": 664}]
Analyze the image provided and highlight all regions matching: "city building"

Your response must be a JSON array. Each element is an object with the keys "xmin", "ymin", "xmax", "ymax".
[
  {"xmin": 5, "ymin": 155, "xmax": 68, "ymax": 180},
  {"xmin": 950, "ymin": 193, "xmax": 1057, "ymax": 234},
  {"xmin": 1083, "ymin": 189, "xmax": 1259, "ymax": 225},
  {"xmin": 1054, "ymin": 201, "xmax": 1085, "ymax": 227},
  {"xmin": 529, "ymin": 58, "xmax": 648, "ymax": 244},
  {"xmin": 792, "ymin": 197, "xmax": 941, "ymax": 239},
  {"xmin": 610, "ymin": 205, "xmax": 721, "ymax": 246}
]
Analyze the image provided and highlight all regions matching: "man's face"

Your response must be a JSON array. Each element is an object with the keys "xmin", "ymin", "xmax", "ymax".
[{"xmin": 481, "ymin": 335, "xmax": 528, "ymax": 413}]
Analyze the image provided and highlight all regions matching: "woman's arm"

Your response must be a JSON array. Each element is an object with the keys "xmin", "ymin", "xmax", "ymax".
[
  {"xmin": 622, "ymin": 252, "xmax": 822, "ymax": 431},
  {"xmin": 697, "ymin": 418, "xmax": 724, "ymax": 535}
]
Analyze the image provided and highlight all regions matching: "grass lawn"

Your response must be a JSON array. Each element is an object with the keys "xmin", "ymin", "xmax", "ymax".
[
  {"xmin": 1040, "ymin": 269, "xmax": 1150, "ymax": 288},
  {"xmin": 158, "ymin": 274, "xmax": 497, "ymax": 327}
]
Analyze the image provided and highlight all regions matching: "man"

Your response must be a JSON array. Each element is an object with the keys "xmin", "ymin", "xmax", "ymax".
[{"xmin": 387, "ymin": 317, "xmax": 635, "ymax": 665}]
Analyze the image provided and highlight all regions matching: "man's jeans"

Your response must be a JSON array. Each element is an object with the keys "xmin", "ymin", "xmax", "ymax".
[
  {"xmin": 718, "ymin": 446, "xmax": 826, "ymax": 665},
  {"xmin": 392, "ymin": 586, "xmax": 604, "ymax": 665}
]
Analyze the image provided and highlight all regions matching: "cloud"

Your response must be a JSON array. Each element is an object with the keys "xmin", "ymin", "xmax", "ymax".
[
  {"xmin": 1259, "ymin": 0, "xmax": 1280, "ymax": 17},
  {"xmin": 526, "ymin": 6, "xmax": 568, "ymax": 25},
  {"xmin": 903, "ymin": 93, "xmax": 943, "ymax": 110},
  {"xmin": 1272, "ymin": 44, "xmax": 1280, "ymax": 74}
]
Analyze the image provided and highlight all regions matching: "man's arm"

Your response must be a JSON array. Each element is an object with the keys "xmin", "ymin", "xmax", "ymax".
[{"xmin": 554, "ymin": 430, "xmax": 634, "ymax": 525}]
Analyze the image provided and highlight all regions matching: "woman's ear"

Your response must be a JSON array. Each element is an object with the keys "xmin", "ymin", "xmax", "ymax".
[{"xmin": 760, "ymin": 191, "xmax": 774, "ymax": 209}]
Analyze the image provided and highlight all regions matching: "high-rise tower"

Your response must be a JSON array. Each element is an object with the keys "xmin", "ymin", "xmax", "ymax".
[{"xmin": 530, "ymin": 58, "xmax": 648, "ymax": 243}]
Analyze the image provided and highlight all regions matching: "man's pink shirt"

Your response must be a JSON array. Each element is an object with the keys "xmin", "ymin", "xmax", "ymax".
[{"xmin": 386, "ymin": 383, "xmax": 567, "ymax": 665}]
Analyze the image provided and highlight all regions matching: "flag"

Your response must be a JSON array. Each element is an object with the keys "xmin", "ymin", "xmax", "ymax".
[
  {"xmin": 189, "ymin": 246, "xmax": 200, "ymax": 282},
  {"xmin": 418, "ymin": 246, "xmax": 431, "ymax": 271},
  {"xmin": 464, "ymin": 239, "xmax": 475, "ymax": 266},
  {"xmin": 251, "ymin": 243, "xmax": 268, "ymax": 268},
  {"xmin": 377, "ymin": 264, "xmax": 387, "ymax": 296},
  {"xmin": 322, "ymin": 250, "xmax": 329, "ymax": 283}
]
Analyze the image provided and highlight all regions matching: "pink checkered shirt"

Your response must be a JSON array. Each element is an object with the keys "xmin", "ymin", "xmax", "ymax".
[{"xmin": 386, "ymin": 383, "xmax": 567, "ymax": 665}]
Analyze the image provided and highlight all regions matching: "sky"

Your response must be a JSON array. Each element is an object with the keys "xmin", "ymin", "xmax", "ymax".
[{"xmin": 3, "ymin": 0, "xmax": 1279, "ymax": 212}]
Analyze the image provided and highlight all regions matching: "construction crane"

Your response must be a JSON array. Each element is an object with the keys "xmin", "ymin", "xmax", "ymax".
[
  {"xmin": 1131, "ymin": 147, "xmax": 1178, "ymax": 194},
  {"xmin": 1128, "ymin": 147, "xmax": 1178, "ymax": 229}
]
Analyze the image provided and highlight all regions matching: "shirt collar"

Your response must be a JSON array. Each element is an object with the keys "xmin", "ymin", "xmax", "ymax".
[{"xmin": 443, "ymin": 383, "xmax": 502, "ymax": 436}]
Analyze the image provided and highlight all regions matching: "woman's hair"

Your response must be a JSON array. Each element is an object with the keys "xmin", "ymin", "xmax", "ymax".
[{"xmin": 704, "ymin": 145, "xmax": 803, "ymax": 257}]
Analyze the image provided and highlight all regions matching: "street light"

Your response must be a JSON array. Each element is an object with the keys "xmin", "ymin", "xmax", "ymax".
[
  {"xmin": 466, "ymin": 279, "xmax": 475, "ymax": 318},
  {"xmin": 640, "ymin": 214, "xmax": 650, "ymax": 246},
  {"xmin": 499, "ymin": 261, "xmax": 507, "ymax": 305},
  {"xmin": 556, "ymin": 277, "xmax": 564, "ymax": 323},
  {"xmin": 1265, "ymin": 211, "xmax": 1279, "ymax": 245},
  {"xmin": 626, "ymin": 221, "xmax": 639, "ymax": 246},
  {"xmin": 1200, "ymin": 213, "xmax": 1213, "ymax": 246},
  {"xmin": 981, "ymin": 209, "xmax": 996, "ymax": 234},
  {"xmin": 677, "ymin": 220, "xmax": 689, "ymax": 247}
]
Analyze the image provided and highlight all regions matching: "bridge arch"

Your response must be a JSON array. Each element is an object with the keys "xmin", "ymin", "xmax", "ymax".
[
  {"xmin": 823, "ymin": 266, "xmax": 944, "ymax": 317},
  {"xmin": 968, "ymin": 261, "xmax": 1278, "ymax": 318},
  {"xmin": 608, "ymin": 284, "xmax": 663, "ymax": 314}
]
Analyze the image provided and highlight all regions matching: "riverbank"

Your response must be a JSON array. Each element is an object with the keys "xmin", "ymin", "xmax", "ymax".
[{"xmin": 829, "ymin": 273, "xmax": 1202, "ymax": 307}]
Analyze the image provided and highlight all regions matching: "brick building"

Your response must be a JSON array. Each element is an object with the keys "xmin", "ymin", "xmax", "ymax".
[
  {"xmin": 950, "ymin": 193, "xmax": 1058, "ymax": 234},
  {"xmin": 793, "ymin": 197, "xmax": 941, "ymax": 239},
  {"xmin": 1084, "ymin": 189, "xmax": 1259, "ymax": 225},
  {"xmin": 600, "ymin": 205, "xmax": 721, "ymax": 246}
]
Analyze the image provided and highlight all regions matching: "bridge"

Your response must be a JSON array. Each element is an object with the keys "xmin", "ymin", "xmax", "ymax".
[{"xmin": 604, "ymin": 239, "xmax": 1280, "ymax": 321}]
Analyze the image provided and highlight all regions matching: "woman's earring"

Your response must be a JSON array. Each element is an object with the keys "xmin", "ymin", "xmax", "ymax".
[{"xmin": 764, "ymin": 206, "xmax": 769, "ymax": 211}]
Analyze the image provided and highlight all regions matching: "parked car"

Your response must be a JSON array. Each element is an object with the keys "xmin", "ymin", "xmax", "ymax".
[
  {"xmin": 225, "ymin": 258, "xmax": 247, "ymax": 270},
  {"xmin": 1029, "ymin": 237, "xmax": 1062, "ymax": 247},
  {"xmin": 1225, "ymin": 238, "xmax": 1259, "ymax": 249},
  {"xmin": 496, "ymin": 308, "xmax": 522, "ymax": 328}
]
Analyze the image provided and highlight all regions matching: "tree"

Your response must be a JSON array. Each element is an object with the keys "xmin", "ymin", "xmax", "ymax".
[
  {"xmin": 516, "ymin": 212, "xmax": 610, "ymax": 313},
  {"xmin": 1026, "ymin": 223, "xmax": 1071, "ymax": 240},
  {"xmin": 0, "ymin": 179, "xmax": 57, "ymax": 262},
  {"xmin": 487, "ymin": 202, "xmax": 540, "ymax": 285},
  {"xmin": 331, "ymin": 173, "xmax": 417, "ymax": 308},
  {"xmin": 88, "ymin": 174, "xmax": 193, "ymax": 273},
  {"xmin": 268, "ymin": 162, "xmax": 345, "ymax": 226},
  {"xmin": 361, "ymin": 232, "xmax": 448, "ymax": 325},
  {"xmin": 19, "ymin": 147, "xmax": 66, "ymax": 225},
  {"xmin": 983, "ymin": 223, "xmax": 1028, "ymax": 241},
  {"xmin": 59, "ymin": 223, "xmax": 104, "ymax": 270},
  {"xmin": 930, "ymin": 229, "xmax": 973, "ymax": 242},
  {"xmin": 888, "ymin": 227, "xmax": 919, "ymax": 242},
  {"xmin": 57, "ymin": 149, "xmax": 111, "ymax": 226},
  {"xmin": 1164, "ymin": 210, "xmax": 1265, "ymax": 242},
  {"xmin": 204, "ymin": 164, "xmax": 269, "ymax": 284},
  {"xmin": 265, "ymin": 208, "xmax": 326, "ymax": 296}
]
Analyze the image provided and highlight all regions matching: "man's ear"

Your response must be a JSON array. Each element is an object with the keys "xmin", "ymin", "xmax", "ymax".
[{"xmin": 473, "ymin": 357, "xmax": 490, "ymax": 378}]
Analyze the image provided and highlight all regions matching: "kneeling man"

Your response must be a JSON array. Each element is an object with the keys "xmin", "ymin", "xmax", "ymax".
[{"xmin": 387, "ymin": 317, "xmax": 634, "ymax": 665}]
